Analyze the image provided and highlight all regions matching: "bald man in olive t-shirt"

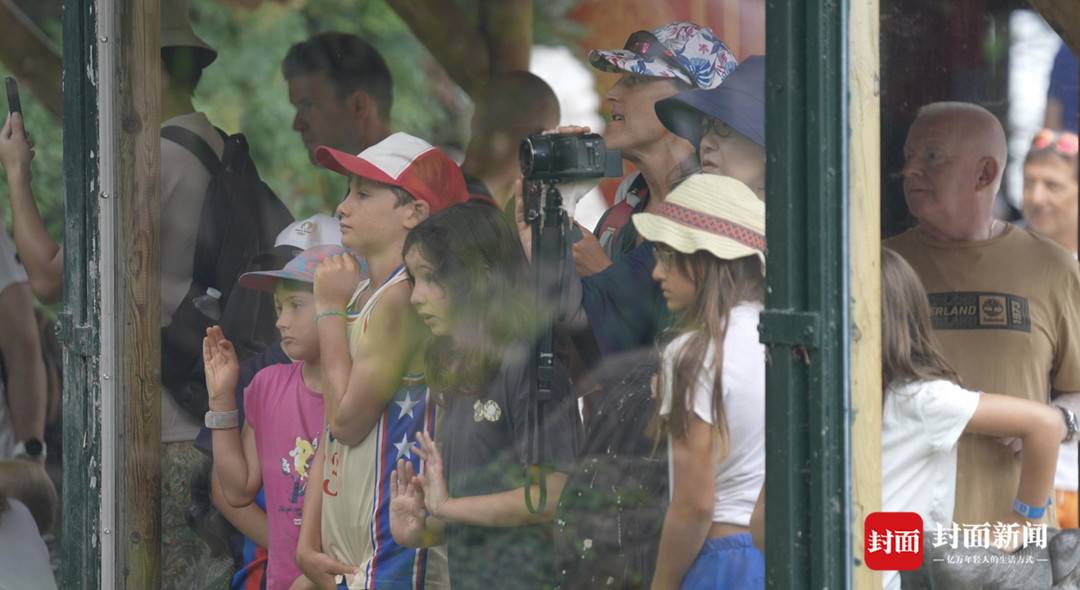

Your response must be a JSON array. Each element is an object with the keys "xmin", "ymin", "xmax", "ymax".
[{"xmin": 887, "ymin": 101, "xmax": 1080, "ymax": 527}]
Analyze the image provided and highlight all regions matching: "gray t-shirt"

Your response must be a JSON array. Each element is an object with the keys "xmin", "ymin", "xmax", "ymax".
[
  {"xmin": 159, "ymin": 112, "xmax": 224, "ymax": 443},
  {"xmin": 438, "ymin": 345, "xmax": 581, "ymax": 588}
]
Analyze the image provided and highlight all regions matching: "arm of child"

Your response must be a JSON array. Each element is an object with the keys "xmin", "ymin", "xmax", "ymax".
[
  {"xmin": 204, "ymin": 327, "xmax": 262, "ymax": 507},
  {"xmin": 0, "ymin": 281, "xmax": 48, "ymax": 453},
  {"xmin": 296, "ymin": 443, "xmax": 359, "ymax": 589},
  {"xmin": 413, "ymin": 431, "xmax": 569, "ymax": 528},
  {"xmin": 211, "ymin": 469, "xmax": 268, "ymax": 548},
  {"xmin": 650, "ymin": 414, "xmax": 717, "ymax": 590},
  {"xmin": 323, "ymin": 283, "xmax": 423, "ymax": 446},
  {"xmin": 211, "ymin": 423, "xmax": 261, "ymax": 507},
  {"xmin": 964, "ymin": 392, "xmax": 1063, "ymax": 529},
  {"xmin": 0, "ymin": 113, "xmax": 62, "ymax": 303}
]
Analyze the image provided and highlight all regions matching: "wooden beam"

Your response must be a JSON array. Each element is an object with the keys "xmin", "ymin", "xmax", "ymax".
[
  {"xmin": 1028, "ymin": 0, "xmax": 1080, "ymax": 56},
  {"xmin": 849, "ymin": 0, "xmax": 882, "ymax": 587},
  {"xmin": 112, "ymin": 0, "xmax": 162, "ymax": 587},
  {"xmin": 0, "ymin": 0, "xmax": 63, "ymax": 119}
]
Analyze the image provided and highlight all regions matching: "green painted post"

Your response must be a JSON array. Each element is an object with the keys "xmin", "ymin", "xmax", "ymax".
[
  {"xmin": 59, "ymin": 0, "xmax": 100, "ymax": 587},
  {"xmin": 761, "ymin": 1, "xmax": 851, "ymax": 588}
]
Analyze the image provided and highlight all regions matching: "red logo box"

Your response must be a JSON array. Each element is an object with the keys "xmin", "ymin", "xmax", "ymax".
[{"xmin": 864, "ymin": 512, "xmax": 924, "ymax": 572}]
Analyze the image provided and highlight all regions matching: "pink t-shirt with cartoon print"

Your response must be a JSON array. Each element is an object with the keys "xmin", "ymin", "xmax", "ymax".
[{"xmin": 244, "ymin": 362, "xmax": 324, "ymax": 590}]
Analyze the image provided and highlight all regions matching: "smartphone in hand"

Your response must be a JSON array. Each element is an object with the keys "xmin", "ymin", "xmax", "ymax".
[{"xmin": 5, "ymin": 77, "xmax": 21, "ymax": 115}]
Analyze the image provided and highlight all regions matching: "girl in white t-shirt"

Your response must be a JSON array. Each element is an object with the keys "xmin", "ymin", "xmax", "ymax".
[
  {"xmin": 880, "ymin": 247, "xmax": 1062, "ymax": 589},
  {"xmin": 631, "ymin": 175, "xmax": 767, "ymax": 590}
]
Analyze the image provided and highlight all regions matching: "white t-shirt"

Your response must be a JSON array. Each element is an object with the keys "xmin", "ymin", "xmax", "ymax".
[
  {"xmin": 160, "ymin": 112, "xmax": 224, "ymax": 443},
  {"xmin": 1055, "ymin": 440, "xmax": 1077, "ymax": 492},
  {"xmin": 659, "ymin": 302, "xmax": 765, "ymax": 527},
  {"xmin": 881, "ymin": 378, "xmax": 980, "ymax": 590},
  {"xmin": 0, "ymin": 499, "xmax": 57, "ymax": 590},
  {"xmin": 0, "ymin": 228, "xmax": 29, "ymax": 459},
  {"xmin": 1057, "ymin": 253, "xmax": 1080, "ymax": 493}
]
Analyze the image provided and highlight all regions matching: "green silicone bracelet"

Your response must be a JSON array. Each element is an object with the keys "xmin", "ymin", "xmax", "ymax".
[{"xmin": 315, "ymin": 310, "xmax": 347, "ymax": 323}]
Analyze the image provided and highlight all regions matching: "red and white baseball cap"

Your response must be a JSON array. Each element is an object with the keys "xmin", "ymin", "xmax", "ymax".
[{"xmin": 314, "ymin": 132, "xmax": 469, "ymax": 214}]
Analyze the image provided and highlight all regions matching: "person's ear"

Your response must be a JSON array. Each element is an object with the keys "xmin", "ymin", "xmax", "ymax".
[
  {"xmin": 974, "ymin": 156, "xmax": 1000, "ymax": 192},
  {"xmin": 346, "ymin": 89, "xmax": 373, "ymax": 119},
  {"xmin": 403, "ymin": 199, "xmax": 431, "ymax": 230}
]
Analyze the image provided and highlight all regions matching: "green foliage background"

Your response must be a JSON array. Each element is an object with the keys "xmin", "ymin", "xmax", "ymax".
[{"xmin": 0, "ymin": 0, "xmax": 582, "ymax": 245}]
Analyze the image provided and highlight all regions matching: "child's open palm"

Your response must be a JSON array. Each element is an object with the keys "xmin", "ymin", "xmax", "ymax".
[
  {"xmin": 389, "ymin": 459, "xmax": 427, "ymax": 546},
  {"xmin": 414, "ymin": 431, "xmax": 449, "ymax": 518},
  {"xmin": 202, "ymin": 326, "xmax": 239, "ymax": 409}
]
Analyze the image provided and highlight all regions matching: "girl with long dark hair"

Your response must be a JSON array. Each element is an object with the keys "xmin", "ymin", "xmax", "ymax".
[{"xmin": 389, "ymin": 201, "xmax": 581, "ymax": 588}]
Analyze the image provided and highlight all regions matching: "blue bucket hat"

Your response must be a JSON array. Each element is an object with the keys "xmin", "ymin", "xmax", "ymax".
[{"xmin": 655, "ymin": 55, "xmax": 765, "ymax": 148}]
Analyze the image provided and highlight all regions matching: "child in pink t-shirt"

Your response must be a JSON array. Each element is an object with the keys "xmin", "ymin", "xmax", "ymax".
[{"xmin": 204, "ymin": 245, "xmax": 349, "ymax": 590}]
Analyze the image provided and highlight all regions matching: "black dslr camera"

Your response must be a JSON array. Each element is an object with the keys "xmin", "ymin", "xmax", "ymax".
[
  {"xmin": 519, "ymin": 133, "xmax": 622, "ymax": 180},
  {"xmin": 518, "ymin": 133, "xmax": 622, "ymax": 515}
]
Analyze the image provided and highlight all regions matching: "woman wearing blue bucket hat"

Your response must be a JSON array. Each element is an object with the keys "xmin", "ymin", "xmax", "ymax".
[{"xmin": 655, "ymin": 56, "xmax": 767, "ymax": 201}]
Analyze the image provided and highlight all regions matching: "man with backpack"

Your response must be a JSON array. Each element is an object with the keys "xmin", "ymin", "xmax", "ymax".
[{"xmin": 0, "ymin": 1, "xmax": 293, "ymax": 586}]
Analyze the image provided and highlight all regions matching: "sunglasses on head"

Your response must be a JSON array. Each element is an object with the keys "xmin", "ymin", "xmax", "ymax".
[
  {"xmin": 1031, "ymin": 129, "xmax": 1079, "ymax": 157},
  {"xmin": 624, "ymin": 30, "xmax": 693, "ymax": 84}
]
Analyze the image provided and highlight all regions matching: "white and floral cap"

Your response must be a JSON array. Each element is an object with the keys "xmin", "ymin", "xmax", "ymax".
[{"xmin": 588, "ymin": 21, "xmax": 737, "ymax": 90}]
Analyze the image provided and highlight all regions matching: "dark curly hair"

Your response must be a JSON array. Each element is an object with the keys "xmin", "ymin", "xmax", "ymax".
[{"xmin": 403, "ymin": 201, "xmax": 536, "ymax": 395}]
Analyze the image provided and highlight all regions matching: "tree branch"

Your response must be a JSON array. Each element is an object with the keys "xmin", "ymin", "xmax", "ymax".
[
  {"xmin": 385, "ymin": 0, "xmax": 491, "ymax": 97},
  {"xmin": 0, "ymin": 0, "xmax": 63, "ymax": 119}
]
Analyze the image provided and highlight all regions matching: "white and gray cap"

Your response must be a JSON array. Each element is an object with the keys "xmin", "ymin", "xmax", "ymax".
[{"xmin": 275, "ymin": 213, "xmax": 343, "ymax": 250}]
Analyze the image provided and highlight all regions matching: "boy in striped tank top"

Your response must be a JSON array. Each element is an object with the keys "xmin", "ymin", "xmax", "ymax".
[{"xmin": 295, "ymin": 133, "xmax": 469, "ymax": 590}]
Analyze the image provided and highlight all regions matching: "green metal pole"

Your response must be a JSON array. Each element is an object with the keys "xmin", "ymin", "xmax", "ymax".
[
  {"xmin": 761, "ymin": 0, "xmax": 851, "ymax": 588},
  {"xmin": 59, "ymin": 0, "xmax": 100, "ymax": 587}
]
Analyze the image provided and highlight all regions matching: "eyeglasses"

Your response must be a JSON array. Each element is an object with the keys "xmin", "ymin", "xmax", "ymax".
[
  {"xmin": 1031, "ymin": 129, "xmax": 1079, "ymax": 157},
  {"xmin": 653, "ymin": 244, "xmax": 677, "ymax": 267},
  {"xmin": 702, "ymin": 117, "xmax": 733, "ymax": 138}
]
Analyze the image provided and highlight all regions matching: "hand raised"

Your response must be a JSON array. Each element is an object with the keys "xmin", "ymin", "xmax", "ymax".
[
  {"xmin": 413, "ymin": 431, "xmax": 449, "ymax": 518},
  {"xmin": 390, "ymin": 459, "xmax": 427, "ymax": 546},
  {"xmin": 202, "ymin": 326, "xmax": 239, "ymax": 410},
  {"xmin": 314, "ymin": 253, "xmax": 361, "ymax": 313},
  {"xmin": 0, "ymin": 113, "xmax": 34, "ymax": 177}
]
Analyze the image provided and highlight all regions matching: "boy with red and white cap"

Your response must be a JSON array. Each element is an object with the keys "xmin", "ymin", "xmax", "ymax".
[{"xmin": 296, "ymin": 133, "xmax": 467, "ymax": 590}]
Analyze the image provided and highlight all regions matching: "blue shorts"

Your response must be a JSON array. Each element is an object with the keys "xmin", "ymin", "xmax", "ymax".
[{"xmin": 681, "ymin": 533, "xmax": 765, "ymax": 590}]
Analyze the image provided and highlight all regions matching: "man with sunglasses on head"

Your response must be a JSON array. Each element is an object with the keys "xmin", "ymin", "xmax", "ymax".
[
  {"xmin": 886, "ymin": 103, "xmax": 1080, "ymax": 539},
  {"xmin": 1022, "ymin": 128, "xmax": 1080, "ymax": 530}
]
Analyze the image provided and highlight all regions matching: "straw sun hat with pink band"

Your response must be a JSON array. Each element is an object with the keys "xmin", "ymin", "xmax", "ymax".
[{"xmin": 632, "ymin": 174, "xmax": 765, "ymax": 270}]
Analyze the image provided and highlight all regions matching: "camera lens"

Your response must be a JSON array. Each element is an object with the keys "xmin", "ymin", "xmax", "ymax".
[{"xmin": 519, "ymin": 137, "xmax": 536, "ymax": 177}]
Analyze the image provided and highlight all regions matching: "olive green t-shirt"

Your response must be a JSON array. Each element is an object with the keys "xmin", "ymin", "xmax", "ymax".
[{"xmin": 886, "ymin": 225, "xmax": 1080, "ymax": 525}]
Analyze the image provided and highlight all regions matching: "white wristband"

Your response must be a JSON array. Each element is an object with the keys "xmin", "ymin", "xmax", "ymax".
[{"xmin": 204, "ymin": 409, "xmax": 240, "ymax": 430}]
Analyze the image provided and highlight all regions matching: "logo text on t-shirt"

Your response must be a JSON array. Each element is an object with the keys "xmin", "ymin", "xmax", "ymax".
[{"xmin": 927, "ymin": 292, "xmax": 1031, "ymax": 332}]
